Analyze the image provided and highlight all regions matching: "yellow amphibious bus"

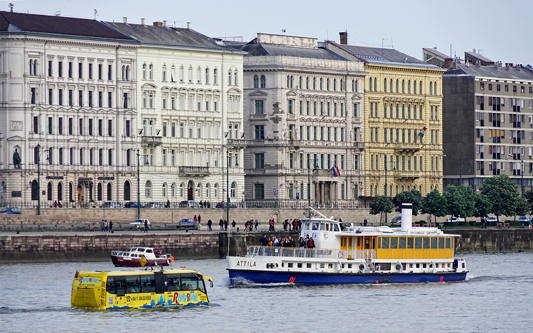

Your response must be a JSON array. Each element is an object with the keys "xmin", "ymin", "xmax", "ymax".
[{"xmin": 71, "ymin": 269, "xmax": 213, "ymax": 309}]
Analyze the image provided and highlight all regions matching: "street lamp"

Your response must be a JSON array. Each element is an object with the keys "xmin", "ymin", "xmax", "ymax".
[
  {"xmin": 171, "ymin": 183, "xmax": 175, "ymax": 223},
  {"xmin": 102, "ymin": 180, "xmax": 107, "ymax": 221},
  {"xmin": 20, "ymin": 174, "xmax": 25, "ymax": 210},
  {"xmin": 137, "ymin": 149, "xmax": 140, "ymax": 219},
  {"xmin": 35, "ymin": 144, "xmax": 48, "ymax": 215}
]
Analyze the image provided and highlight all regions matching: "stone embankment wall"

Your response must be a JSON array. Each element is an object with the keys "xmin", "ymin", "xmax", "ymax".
[{"xmin": 0, "ymin": 229, "xmax": 532, "ymax": 263}]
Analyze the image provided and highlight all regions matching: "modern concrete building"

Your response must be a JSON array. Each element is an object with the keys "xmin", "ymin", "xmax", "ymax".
[
  {"xmin": 106, "ymin": 20, "xmax": 245, "ymax": 206},
  {"xmin": 0, "ymin": 11, "xmax": 138, "ymax": 208},
  {"xmin": 327, "ymin": 36, "xmax": 446, "ymax": 200},
  {"xmin": 443, "ymin": 60, "xmax": 533, "ymax": 194},
  {"xmin": 239, "ymin": 33, "xmax": 366, "ymax": 205}
]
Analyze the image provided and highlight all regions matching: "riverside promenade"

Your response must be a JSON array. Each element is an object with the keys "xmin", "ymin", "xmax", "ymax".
[{"xmin": 1, "ymin": 208, "xmax": 532, "ymax": 263}]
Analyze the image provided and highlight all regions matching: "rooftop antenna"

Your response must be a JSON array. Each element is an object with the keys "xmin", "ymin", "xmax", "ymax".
[
  {"xmin": 391, "ymin": 38, "xmax": 394, "ymax": 49},
  {"xmin": 8, "ymin": 3, "xmax": 13, "ymax": 12},
  {"xmin": 94, "ymin": 9, "xmax": 98, "ymax": 20}
]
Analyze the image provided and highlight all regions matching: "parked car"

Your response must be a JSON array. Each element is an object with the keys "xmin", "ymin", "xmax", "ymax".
[
  {"xmin": 129, "ymin": 219, "xmax": 150, "ymax": 229},
  {"xmin": 103, "ymin": 202, "xmax": 122, "ymax": 208},
  {"xmin": 0, "ymin": 207, "xmax": 22, "ymax": 214},
  {"xmin": 517, "ymin": 216, "xmax": 531, "ymax": 223},
  {"xmin": 146, "ymin": 202, "xmax": 165, "ymax": 208},
  {"xmin": 447, "ymin": 216, "xmax": 465, "ymax": 222},
  {"xmin": 177, "ymin": 218, "xmax": 198, "ymax": 230},
  {"xmin": 124, "ymin": 202, "xmax": 143, "ymax": 208},
  {"xmin": 215, "ymin": 202, "xmax": 237, "ymax": 209},
  {"xmin": 390, "ymin": 216, "xmax": 402, "ymax": 225},
  {"xmin": 486, "ymin": 216, "xmax": 498, "ymax": 222},
  {"xmin": 179, "ymin": 200, "xmax": 201, "ymax": 208}
]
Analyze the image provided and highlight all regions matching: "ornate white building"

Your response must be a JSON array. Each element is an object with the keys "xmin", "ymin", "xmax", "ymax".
[
  {"xmin": 0, "ymin": 11, "xmax": 138, "ymax": 208},
  {"xmin": 106, "ymin": 20, "xmax": 245, "ymax": 206},
  {"xmin": 239, "ymin": 34, "xmax": 366, "ymax": 204}
]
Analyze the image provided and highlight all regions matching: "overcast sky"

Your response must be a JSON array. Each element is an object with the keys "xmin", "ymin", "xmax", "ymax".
[{"xmin": 2, "ymin": 0, "xmax": 532, "ymax": 65}]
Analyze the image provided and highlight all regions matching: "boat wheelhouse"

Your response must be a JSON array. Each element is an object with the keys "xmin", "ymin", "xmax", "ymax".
[
  {"xmin": 227, "ymin": 203, "xmax": 468, "ymax": 285},
  {"xmin": 71, "ymin": 268, "xmax": 212, "ymax": 309},
  {"xmin": 111, "ymin": 247, "xmax": 173, "ymax": 267}
]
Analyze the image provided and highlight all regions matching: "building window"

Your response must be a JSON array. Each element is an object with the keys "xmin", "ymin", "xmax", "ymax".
[
  {"xmin": 255, "ymin": 100, "xmax": 264, "ymax": 114},
  {"xmin": 255, "ymin": 153, "xmax": 265, "ymax": 169}
]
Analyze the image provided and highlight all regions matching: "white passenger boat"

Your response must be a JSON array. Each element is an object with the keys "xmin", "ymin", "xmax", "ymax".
[
  {"xmin": 226, "ymin": 203, "xmax": 468, "ymax": 285},
  {"xmin": 111, "ymin": 247, "xmax": 174, "ymax": 267}
]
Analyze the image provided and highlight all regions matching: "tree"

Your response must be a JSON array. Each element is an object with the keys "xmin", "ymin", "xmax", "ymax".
[
  {"xmin": 524, "ymin": 189, "xmax": 533, "ymax": 214},
  {"xmin": 480, "ymin": 175, "xmax": 521, "ymax": 221},
  {"xmin": 369, "ymin": 196, "xmax": 393, "ymax": 225},
  {"xmin": 444, "ymin": 185, "xmax": 467, "ymax": 219},
  {"xmin": 421, "ymin": 189, "xmax": 447, "ymax": 223},
  {"xmin": 473, "ymin": 192, "xmax": 492, "ymax": 219},
  {"xmin": 392, "ymin": 190, "xmax": 422, "ymax": 216},
  {"xmin": 457, "ymin": 185, "xmax": 476, "ymax": 218},
  {"xmin": 514, "ymin": 198, "xmax": 529, "ymax": 219}
]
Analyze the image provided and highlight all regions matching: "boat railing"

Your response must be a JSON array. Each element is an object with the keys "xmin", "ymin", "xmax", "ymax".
[{"xmin": 246, "ymin": 246, "xmax": 373, "ymax": 260}]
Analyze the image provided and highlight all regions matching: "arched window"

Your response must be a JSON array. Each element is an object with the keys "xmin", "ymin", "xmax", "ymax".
[
  {"xmin": 396, "ymin": 79, "xmax": 399, "ymax": 93},
  {"xmin": 320, "ymin": 78, "xmax": 323, "ymax": 90},
  {"xmin": 213, "ymin": 68, "xmax": 217, "ymax": 84},
  {"xmin": 197, "ymin": 183, "xmax": 202, "ymax": 198},
  {"xmin": 97, "ymin": 183, "xmax": 103, "ymax": 201},
  {"xmin": 180, "ymin": 183, "xmax": 184, "ymax": 197},
  {"xmin": 413, "ymin": 80, "xmax": 417, "ymax": 94},
  {"xmin": 231, "ymin": 182, "xmax": 236, "ymax": 198},
  {"xmin": 260, "ymin": 75, "xmax": 266, "ymax": 88},
  {"xmin": 197, "ymin": 67, "xmax": 201, "ymax": 83},
  {"xmin": 228, "ymin": 69, "xmax": 232, "ymax": 85},
  {"xmin": 253, "ymin": 75, "xmax": 259, "ymax": 88},
  {"xmin": 145, "ymin": 181, "xmax": 152, "ymax": 198},
  {"xmin": 419, "ymin": 81, "xmax": 423, "ymax": 94},
  {"xmin": 287, "ymin": 75, "xmax": 290, "ymax": 88},
  {"xmin": 162, "ymin": 65, "xmax": 167, "ymax": 81},
  {"xmin": 383, "ymin": 78, "xmax": 387, "ymax": 92},
  {"xmin": 47, "ymin": 182, "xmax": 53, "ymax": 200},
  {"xmin": 434, "ymin": 82, "xmax": 438, "ymax": 95},
  {"xmin": 162, "ymin": 183, "xmax": 167, "ymax": 197},
  {"xmin": 124, "ymin": 181, "xmax": 131, "ymax": 201},
  {"xmin": 31, "ymin": 180, "xmax": 38, "ymax": 200},
  {"xmin": 149, "ymin": 64, "xmax": 153, "ymax": 80},
  {"xmin": 299, "ymin": 76, "xmax": 302, "ymax": 89},
  {"xmin": 57, "ymin": 183, "xmax": 63, "ymax": 201},
  {"xmin": 408, "ymin": 80, "xmax": 411, "ymax": 94},
  {"xmin": 234, "ymin": 70, "xmax": 238, "ymax": 85},
  {"xmin": 306, "ymin": 77, "xmax": 309, "ymax": 90},
  {"xmin": 206, "ymin": 183, "xmax": 210, "ymax": 198},
  {"xmin": 327, "ymin": 78, "xmax": 330, "ymax": 91},
  {"xmin": 402, "ymin": 80, "xmax": 405, "ymax": 93},
  {"xmin": 430, "ymin": 82, "xmax": 433, "ymax": 95},
  {"xmin": 214, "ymin": 183, "xmax": 218, "ymax": 198},
  {"xmin": 142, "ymin": 63, "xmax": 146, "ymax": 80},
  {"xmin": 369, "ymin": 77, "xmax": 372, "ymax": 92},
  {"xmin": 333, "ymin": 79, "xmax": 336, "ymax": 91},
  {"xmin": 107, "ymin": 182, "xmax": 112, "ymax": 201},
  {"xmin": 205, "ymin": 67, "xmax": 209, "ymax": 84}
]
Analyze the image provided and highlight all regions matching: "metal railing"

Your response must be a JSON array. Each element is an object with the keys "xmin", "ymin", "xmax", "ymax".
[{"xmin": 246, "ymin": 246, "xmax": 375, "ymax": 260}]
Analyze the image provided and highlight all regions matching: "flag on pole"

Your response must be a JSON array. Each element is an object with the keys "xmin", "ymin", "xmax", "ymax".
[
  {"xmin": 418, "ymin": 126, "xmax": 427, "ymax": 138},
  {"xmin": 335, "ymin": 166, "xmax": 341, "ymax": 177},
  {"xmin": 454, "ymin": 242, "xmax": 461, "ymax": 254},
  {"xmin": 331, "ymin": 167, "xmax": 338, "ymax": 177}
]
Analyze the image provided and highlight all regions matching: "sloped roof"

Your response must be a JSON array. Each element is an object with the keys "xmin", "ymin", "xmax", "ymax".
[
  {"xmin": 243, "ymin": 42, "xmax": 346, "ymax": 60},
  {"xmin": 445, "ymin": 64, "xmax": 533, "ymax": 80},
  {"xmin": 105, "ymin": 22, "xmax": 225, "ymax": 50},
  {"xmin": 423, "ymin": 47, "xmax": 451, "ymax": 60},
  {"xmin": 331, "ymin": 42, "xmax": 435, "ymax": 67},
  {"xmin": 0, "ymin": 11, "xmax": 131, "ymax": 40},
  {"xmin": 464, "ymin": 51, "xmax": 494, "ymax": 64}
]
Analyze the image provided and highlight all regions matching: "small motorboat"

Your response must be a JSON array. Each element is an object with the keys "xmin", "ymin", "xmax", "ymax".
[{"xmin": 111, "ymin": 247, "xmax": 174, "ymax": 267}]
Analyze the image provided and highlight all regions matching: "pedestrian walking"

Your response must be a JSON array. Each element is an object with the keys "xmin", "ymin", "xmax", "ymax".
[
  {"xmin": 208, "ymin": 219, "xmax": 212, "ymax": 231},
  {"xmin": 255, "ymin": 219, "xmax": 258, "ymax": 231},
  {"xmin": 198, "ymin": 214, "xmax": 201, "ymax": 224},
  {"xmin": 109, "ymin": 221, "xmax": 113, "ymax": 233}
]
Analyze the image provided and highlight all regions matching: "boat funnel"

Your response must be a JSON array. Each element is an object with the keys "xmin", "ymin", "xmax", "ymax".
[{"xmin": 401, "ymin": 203, "xmax": 413, "ymax": 232}]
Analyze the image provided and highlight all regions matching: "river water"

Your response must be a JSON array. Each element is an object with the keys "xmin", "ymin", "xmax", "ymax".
[{"xmin": 1, "ymin": 252, "xmax": 532, "ymax": 333}]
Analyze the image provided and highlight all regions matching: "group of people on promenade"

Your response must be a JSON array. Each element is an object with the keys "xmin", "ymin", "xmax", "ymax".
[
  {"xmin": 99, "ymin": 220, "xmax": 113, "ymax": 232},
  {"xmin": 259, "ymin": 234, "xmax": 315, "ymax": 248}
]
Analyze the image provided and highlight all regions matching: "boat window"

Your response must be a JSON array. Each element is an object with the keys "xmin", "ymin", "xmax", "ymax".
[
  {"xmin": 126, "ymin": 276, "xmax": 141, "ymax": 293},
  {"xmin": 423, "ymin": 238, "xmax": 430, "ymax": 249},
  {"xmin": 382, "ymin": 237, "xmax": 389, "ymax": 249},
  {"xmin": 364, "ymin": 238, "xmax": 370, "ymax": 249},
  {"xmin": 416, "ymin": 263, "xmax": 420, "ymax": 268},
  {"xmin": 328, "ymin": 264, "xmax": 333, "ymax": 269},
  {"xmin": 390, "ymin": 237, "xmax": 398, "ymax": 249},
  {"xmin": 348, "ymin": 264, "xmax": 352, "ymax": 269},
  {"xmin": 438, "ymin": 238, "xmax": 444, "ymax": 249},
  {"xmin": 130, "ymin": 248, "xmax": 137, "ymax": 252},
  {"xmin": 106, "ymin": 276, "xmax": 115, "ymax": 294},
  {"xmin": 297, "ymin": 263, "xmax": 302, "ymax": 268},
  {"xmin": 348, "ymin": 237, "xmax": 352, "ymax": 247},
  {"xmin": 146, "ymin": 249, "xmax": 153, "ymax": 253},
  {"xmin": 320, "ymin": 223, "xmax": 326, "ymax": 230},
  {"xmin": 306, "ymin": 263, "xmax": 312, "ymax": 268},
  {"xmin": 303, "ymin": 222, "xmax": 310, "ymax": 230},
  {"xmin": 407, "ymin": 237, "xmax": 413, "ymax": 249},
  {"xmin": 431, "ymin": 238, "xmax": 437, "ymax": 249},
  {"xmin": 140, "ymin": 275, "xmax": 155, "ymax": 293},
  {"xmin": 311, "ymin": 223, "xmax": 319, "ymax": 230},
  {"xmin": 288, "ymin": 263, "xmax": 293, "ymax": 268},
  {"xmin": 181, "ymin": 274, "xmax": 200, "ymax": 292},
  {"xmin": 326, "ymin": 224, "xmax": 330, "ymax": 231},
  {"xmin": 446, "ymin": 238, "xmax": 451, "ymax": 249},
  {"xmin": 333, "ymin": 224, "xmax": 340, "ymax": 231},
  {"xmin": 377, "ymin": 237, "xmax": 381, "ymax": 249},
  {"xmin": 398, "ymin": 237, "xmax": 406, "ymax": 249},
  {"xmin": 320, "ymin": 263, "xmax": 325, "ymax": 268},
  {"xmin": 415, "ymin": 237, "xmax": 422, "ymax": 249}
]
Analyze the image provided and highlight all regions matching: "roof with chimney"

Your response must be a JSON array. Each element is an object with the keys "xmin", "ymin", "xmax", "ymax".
[
  {"xmin": 445, "ymin": 63, "xmax": 533, "ymax": 80},
  {"xmin": 329, "ymin": 41, "xmax": 437, "ymax": 68},
  {"xmin": 423, "ymin": 47, "xmax": 452, "ymax": 60},
  {"xmin": 105, "ymin": 21, "xmax": 227, "ymax": 51},
  {"xmin": 464, "ymin": 51, "xmax": 494, "ymax": 65},
  {"xmin": 0, "ymin": 11, "xmax": 132, "ymax": 40}
]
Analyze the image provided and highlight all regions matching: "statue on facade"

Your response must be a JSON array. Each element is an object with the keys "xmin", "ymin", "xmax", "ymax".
[{"xmin": 13, "ymin": 149, "xmax": 21, "ymax": 169}]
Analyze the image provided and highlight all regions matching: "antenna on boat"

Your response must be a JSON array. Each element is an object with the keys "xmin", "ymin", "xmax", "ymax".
[{"xmin": 308, "ymin": 207, "xmax": 334, "ymax": 220}]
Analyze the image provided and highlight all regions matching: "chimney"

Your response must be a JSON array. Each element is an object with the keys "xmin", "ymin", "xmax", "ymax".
[
  {"xmin": 141, "ymin": 18, "xmax": 145, "ymax": 26},
  {"xmin": 123, "ymin": 17, "xmax": 127, "ymax": 24},
  {"xmin": 187, "ymin": 22, "xmax": 191, "ymax": 29},
  {"xmin": 153, "ymin": 21, "xmax": 163, "ymax": 27},
  {"xmin": 400, "ymin": 203, "xmax": 413, "ymax": 232},
  {"xmin": 163, "ymin": 20, "xmax": 167, "ymax": 27},
  {"xmin": 339, "ymin": 32, "xmax": 347, "ymax": 45}
]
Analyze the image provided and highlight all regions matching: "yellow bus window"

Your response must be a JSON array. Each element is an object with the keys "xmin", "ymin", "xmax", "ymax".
[
  {"xmin": 398, "ymin": 237, "xmax": 406, "ymax": 249},
  {"xmin": 382, "ymin": 237, "xmax": 389, "ymax": 249},
  {"xmin": 390, "ymin": 237, "xmax": 398, "ymax": 249},
  {"xmin": 438, "ymin": 237, "xmax": 444, "ymax": 248},
  {"xmin": 415, "ymin": 237, "xmax": 422, "ymax": 249},
  {"xmin": 407, "ymin": 237, "xmax": 413, "ymax": 249},
  {"xmin": 431, "ymin": 238, "xmax": 437, "ymax": 249},
  {"xmin": 423, "ymin": 238, "xmax": 430, "ymax": 249}
]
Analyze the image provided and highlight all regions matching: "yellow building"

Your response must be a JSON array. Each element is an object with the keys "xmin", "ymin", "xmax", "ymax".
[{"xmin": 327, "ymin": 40, "xmax": 445, "ymax": 197}]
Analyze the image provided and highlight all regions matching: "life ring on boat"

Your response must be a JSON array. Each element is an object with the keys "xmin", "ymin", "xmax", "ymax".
[
  {"xmin": 170, "ymin": 256, "xmax": 174, "ymax": 262},
  {"xmin": 375, "ymin": 264, "xmax": 380, "ymax": 271},
  {"xmin": 358, "ymin": 263, "xmax": 366, "ymax": 273},
  {"xmin": 395, "ymin": 263, "xmax": 402, "ymax": 271},
  {"xmin": 338, "ymin": 252, "xmax": 344, "ymax": 258}
]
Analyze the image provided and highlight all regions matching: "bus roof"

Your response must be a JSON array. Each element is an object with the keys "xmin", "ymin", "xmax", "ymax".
[{"xmin": 77, "ymin": 269, "xmax": 201, "ymax": 277}]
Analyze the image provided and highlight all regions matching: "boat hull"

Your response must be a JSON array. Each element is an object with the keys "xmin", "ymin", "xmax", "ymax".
[
  {"xmin": 227, "ymin": 269, "xmax": 467, "ymax": 286},
  {"xmin": 111, "ymin": 256, "xmax": 170, "ymax": 267}
]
